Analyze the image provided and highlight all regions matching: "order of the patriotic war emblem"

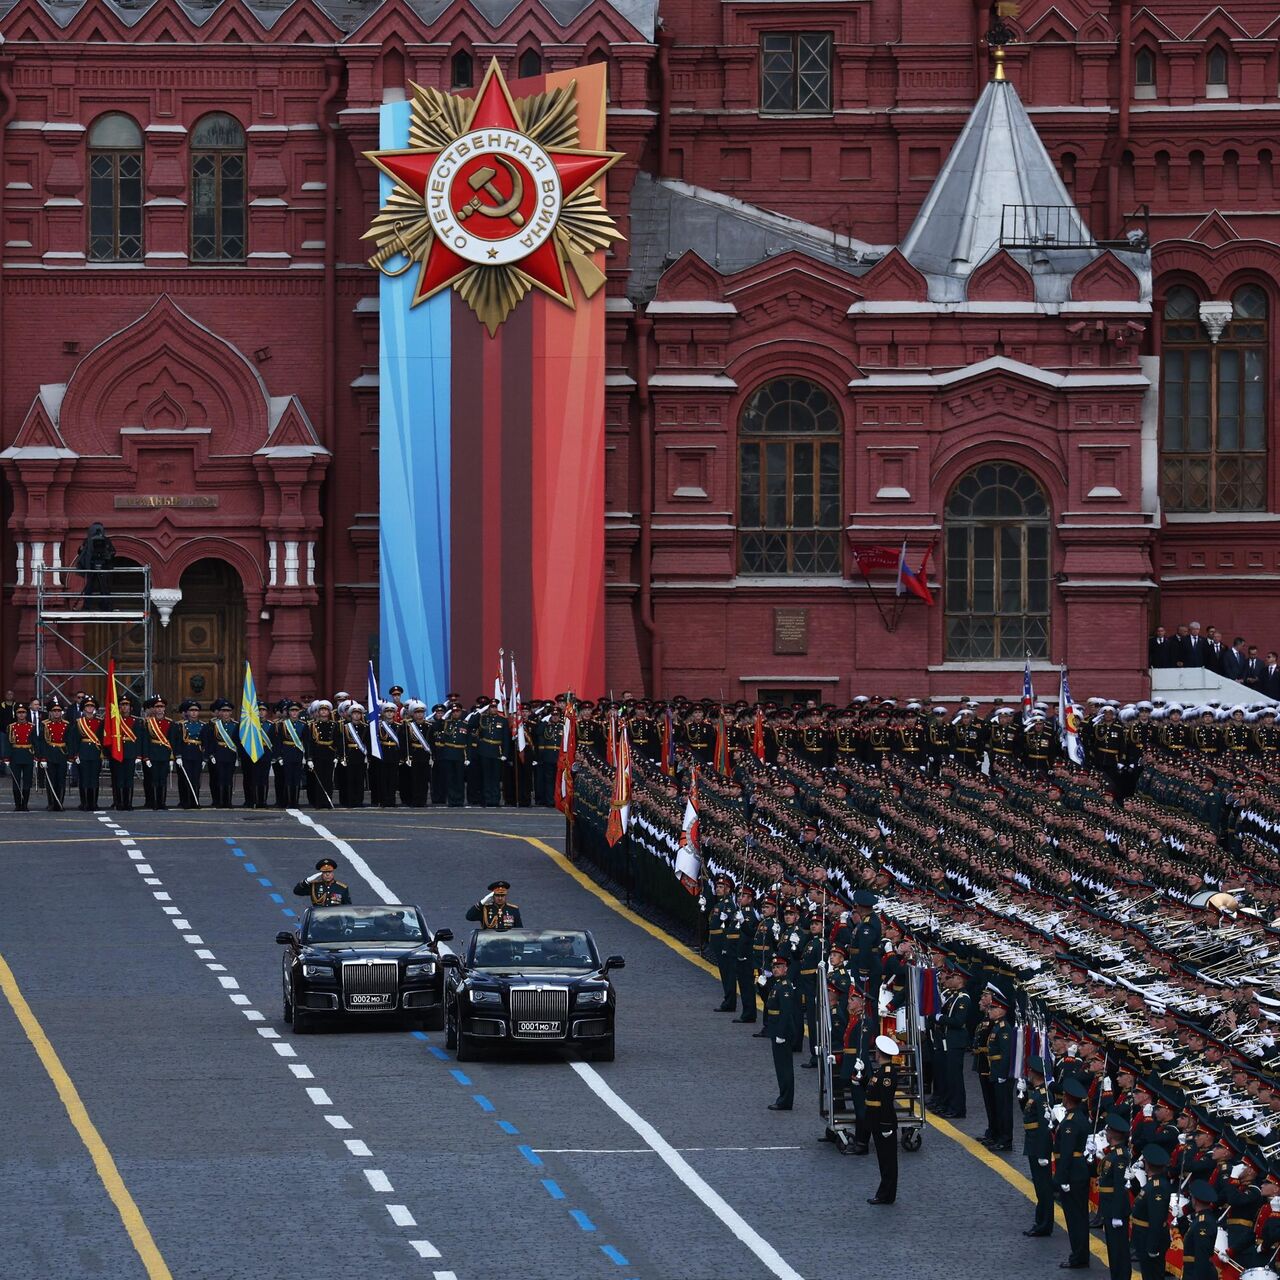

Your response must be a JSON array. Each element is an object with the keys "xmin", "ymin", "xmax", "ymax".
[{"xmin": 364, "ymin": 59, "xmax": 623, "ymax": 334}]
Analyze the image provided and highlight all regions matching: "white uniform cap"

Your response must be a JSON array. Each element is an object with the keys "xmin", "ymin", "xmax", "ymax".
[{"xmin": 875, "ymin": 1034, "xmax": 901, "ymax": 1057}]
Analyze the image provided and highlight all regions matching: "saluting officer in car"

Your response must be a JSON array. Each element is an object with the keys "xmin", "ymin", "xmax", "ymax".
[
  {"xmin": 466, "ymin": 880, "xmax": 523, "ymax": 930},
  {"xmin": 293, "ymin": 857, "xmax": 351, "ymax": 906}
]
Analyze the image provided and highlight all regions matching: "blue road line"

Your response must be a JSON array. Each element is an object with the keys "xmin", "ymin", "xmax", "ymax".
[
  {"xmin": 243, "ymin": 863, "xmax": 257, "ymax": 873},
  {"xmin": 497, "ymin": 1120, "xmax": 519, "ymax": 1135},
  {"xmin": 223, "ymin": 837, "xmax": 237, "ymax": 846},
  {"xmin": 258, "ymin": 877, "xmax": 273, "ymax": 887},
  {"xmin": 517, "ymin": 1145, "xmax": 543, "ymax": 1167},
  {"xmin": 601, "ymin": 1246, "xmax": 629, "ymax": 1265},
  {"xmin": 269, "ymin": 893, "xmax": 284, "ymax": 903},
  {"xmin": 282, "ymin": 909, "xmax": 296, "ymax": 918},
  {"xmin": 472, "ymin": 1095, "xmax": 495, "ymax": 1113},
  {"xmin": 570, "ymin": 1210, "xmax": 596, "ymax": 1232},
  {"xmin": 450, "ymin": 1069, "xmax": 472, "ymax": 1086},
  {"xmin": 541, "ymin": 1180, "xmax": 565, "ymax": 1200},
  {"xmin": 232, "ymin": 848, "xmax": 244, "ymax": 856},
  {"xmin": 410, "ymin": 1031, "xmax": 429, "ymax": 1041},
  {"xmin": 428, "ymin": 1046, "xmax": 450, "ymax": 1061}
]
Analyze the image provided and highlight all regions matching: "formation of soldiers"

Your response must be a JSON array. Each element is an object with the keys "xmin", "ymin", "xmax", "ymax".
[
  {"xmin": 3, "ymin": 684, "xmax": 1276, "ymax": 814},
  {"xmin": 565, "ymin": 691, "xmax": 1280, "ymax": 1278}
]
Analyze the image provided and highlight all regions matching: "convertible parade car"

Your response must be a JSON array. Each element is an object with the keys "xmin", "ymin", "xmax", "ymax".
[
  {"xmin": 443, "ymin": 928, "xmax": 624, "ymax": 1062},
  {"xmin": 276, "ymin": 904, "xmax": 453, "ymax": 1033}
]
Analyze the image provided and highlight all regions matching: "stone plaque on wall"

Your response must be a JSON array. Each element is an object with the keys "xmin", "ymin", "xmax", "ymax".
[{"xmin": 773, "ymin": 608, "xmax": 809, "ymax": 655}]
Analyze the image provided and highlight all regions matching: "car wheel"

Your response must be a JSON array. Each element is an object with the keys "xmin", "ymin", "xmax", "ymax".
[
  {"xmin": 423, "ymin": 1004, "xmax": 446, "ymax": 1032},
  {"xmin": 445, "ymin": 1004, "xmax": 458, "ymax": 1050},
  {"xmin": 291, "ymin": 1004, "xmax": 313, "ymax": 1035},
  {"xmin": 455, "ymin": 1029, "xmax": 476, "ymax": 1062},
  {"xmin": 283, "ymin": 973, "xmax": 294, "ymax": 1023},
  {"xmin": 591, "ymin": 1035, "xmax": 615, "ymax": 1063}
]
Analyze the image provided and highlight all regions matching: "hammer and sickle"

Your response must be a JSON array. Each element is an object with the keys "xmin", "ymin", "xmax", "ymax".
[{"xmin": 456, "ymin": 156, "xmax": 526, "ymax": 227}]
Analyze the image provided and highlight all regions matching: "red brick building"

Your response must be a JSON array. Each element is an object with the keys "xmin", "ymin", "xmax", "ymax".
[{"xmin": 0, "ymin": 0, "xmax": 1276, "ymax": 703}]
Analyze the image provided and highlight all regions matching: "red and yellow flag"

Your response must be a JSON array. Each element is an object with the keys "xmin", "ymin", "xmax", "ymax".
[
  {"xmin": 104, "ymin": 658, "xmax": 124, "ymax": 762},
  {"xmin": 752, "ymin": 706, "xmax": 766, "ymax": 762},
  {"xmin": 554, "ymin": 696, "xmax": 577, "ymax": 819},
  {"xmin": 605, "ymin": 720, "xmax": 632, "ymax": 847},
  {"xmin": 713, "ymin": 710, "xmax": 731, "ymax": 777}
]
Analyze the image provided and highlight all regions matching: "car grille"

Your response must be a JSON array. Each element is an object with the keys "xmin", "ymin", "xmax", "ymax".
[
  {"xmin": 509, "ymin": 986, "xmax": 569, "ymax": 1039},
  {"xmin": 341, "ymin": 960, "xmax": 399, "ymax": 1011}
]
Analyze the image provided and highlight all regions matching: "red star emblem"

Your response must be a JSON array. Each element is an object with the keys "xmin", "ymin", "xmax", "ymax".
[{"xmin": 368, "ymin": 60, "xmax": 618, "ymax": 308}]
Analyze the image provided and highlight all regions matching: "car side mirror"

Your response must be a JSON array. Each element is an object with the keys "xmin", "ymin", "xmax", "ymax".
[
  {"xmin": 440, "ymin": 954, "xmax": 461, "ymax": 969},
  {"xmin": 604, "ymin": 955, "xmax": 625, "ymax": 971},
  {"xmin": 434, "ymin": 928, "xmax": 453, "ymax": 943},
  {"xmin": 275, "ymin": 931, "xmax": 296, "ymax": 946}
]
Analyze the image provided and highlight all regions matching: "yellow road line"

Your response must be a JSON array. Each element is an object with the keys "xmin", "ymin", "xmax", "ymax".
[{"xmin": 0, "ymin": 953, "xmax": 173, "ymax": 1279}]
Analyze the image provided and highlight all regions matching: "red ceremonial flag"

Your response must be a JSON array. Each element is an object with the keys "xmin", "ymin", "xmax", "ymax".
[
  {"xmin": 713, "ymin": 710, "xmax": 730, "ymax": 777},
  {"xmin": 895, "ymin": 538, "xmax": 934, "ymax": 605},
  {"xmin": 660, "ymin": 706, "xmax": 675, "ymax": 777},
  {"xmin": 752, "ymin": 707, "xmax": 766, "ymax": 762},
  {"xmin": 555, "ymin": 697, "xmax": 577, "ymax": 818},
  {"xmin": 605, "ymin": 721, "xmax": 632, "ymax": 847},
  {"xmin": 104, "ymin": 657, "xmax": 125, "ymax": 763},
  {"xmin": 606, "ymin": 708, "xmax": 617, "ymax": 768}
]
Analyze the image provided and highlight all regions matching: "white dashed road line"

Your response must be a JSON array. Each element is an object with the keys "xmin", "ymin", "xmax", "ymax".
[{"xmin": 95, "ymin": 814, "xmax": 447, "ymax": 1272}]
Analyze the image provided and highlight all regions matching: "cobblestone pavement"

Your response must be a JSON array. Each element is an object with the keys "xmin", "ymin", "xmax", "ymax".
[{"xmin": 1, "ymin": 805, "xmax": 1074, "ymax": 1279}]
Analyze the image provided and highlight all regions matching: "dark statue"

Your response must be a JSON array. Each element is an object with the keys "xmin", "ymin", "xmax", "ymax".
[{"xmin": 73, "ymin": 523, "xmax": 116, "ymax": 600}]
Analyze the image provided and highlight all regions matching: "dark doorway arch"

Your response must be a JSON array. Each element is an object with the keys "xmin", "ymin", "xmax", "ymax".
[{"xmin": 155, "ymin": 560, "xmax": 245, "ymax": 704}]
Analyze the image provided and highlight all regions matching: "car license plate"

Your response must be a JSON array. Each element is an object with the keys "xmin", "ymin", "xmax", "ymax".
[
  {"xmin": 519, "ymin": 1020, "xmax": 559, "ymax": 1033},
  {"xmin": 350, "ymin": 994, "xmax": 388, "ymax": 1006}
]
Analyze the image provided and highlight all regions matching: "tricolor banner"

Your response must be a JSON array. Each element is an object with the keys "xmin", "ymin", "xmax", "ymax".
[{"xmin": 375, "ymin": 62, "xmax": 613, "ymax": 702}]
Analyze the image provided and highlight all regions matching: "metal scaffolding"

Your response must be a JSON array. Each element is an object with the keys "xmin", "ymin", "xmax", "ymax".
[{"xmin": 34, "ymin": 564, "xmax": 153, "ymax": 707}]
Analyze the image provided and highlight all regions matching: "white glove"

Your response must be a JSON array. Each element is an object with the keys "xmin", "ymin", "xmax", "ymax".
[
  {"xmin": 775, "ymin": 1037, "xmax": 786, "ymax": 1045},
  {"xmin": 306, "ymin": 760, "xmax": 314, "ymax": 770},
  {"xmin": 1270, "ymin": 1195, "xmax": 1280, "ymax": 1212},
  {"xmin": 481, "ymin": 891, "xmax": 495, "ymax": 905},
  {"xmin": 1162, "ymin": 1049, "xmax": 1175, "ymax": 1061},
  {"xmin": 1084, "ymin": 1135, "xmax": 1097, "ymax": 1159},
  {"xmin": 1215, "ymin": 1227, "xmax": 1229, "ymax": 1260},
  {"xmin": 1016, "ymin": 1080, "xmax": 1026, "ymax": 1099},
  {"xmin": 1178, "ymin": 1133, "xmax": 1189, "ymax": 1146},
  {"xmin": 933, "ymin": 1012, "xmax": 944, "ymax": 1021},
  {"xmin": 1231, "ymin": 1162, "xmax": 1247, "ymax": 1180},
  {"xmin": 1102, "ymin": 1076, "xmax": 1112, "ymax": 1093},
  {"xmin": 854, "ymin": 1058, "xmax": 865, "ymax": 1074},
  {"xmin": 1037, "ymin": 1158, "xmax": 1049, "ymax": 1167},
  {"xmin": 698, "ymin": 896, "xmax": 707, "ymax": 910},
  {"xmin": 306, "ymin": 871, "xmax": 322, "ymax": 883},
  {"xmin": 1177, "ymin": 1195, "xmax": 1190, "ymax": 1216},
  {"xmin": 1095, "ymin": 1132, "xmax": 1108, "ymax": 1154},
  {"xmin": 1052, "ymin": 1104, "xmax": 1067, "ymax": 1124},
  {"xmin": 757, "ymin": 974, "xmax": 769, "ymax": 988},
  {"xmin": 826, "ymin": 1054, "xmax": 836, "ymax": 1066},
  {"xmin": 1060, "ymin": 1184, "xmax": 1071, "ymax": 1194},
  {"xmin": 1067, "ymin": 1044, "xmax": 1078, "ymax": 1058},
  {"xmin": 1110, "ymin": 1219, "xmax": 1123, "ymax": 1229},
  {"xmin": 1142, "ymin": 1103, "xmax": 1153, "ymax": 1118},
  {"xmin": 1130, "ymin": 1167, "xmax": 1147, "ymax": 1188},
  {"xmin": 1205, "ymin": 1085, "xmax": 1220, "ymax": 1100}
]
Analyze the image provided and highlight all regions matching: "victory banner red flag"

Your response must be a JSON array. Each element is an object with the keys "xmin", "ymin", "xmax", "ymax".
[
  {"xmin": 555, "ymin": 697, "xmax": 577, "ymax": 818},
  {"xmin": 104, "ymin": 657, "xmax": 124, "ymax": 763},
  {"xmin": 605, "ymin": 721, "xmax": 632, "ymax": 847}
]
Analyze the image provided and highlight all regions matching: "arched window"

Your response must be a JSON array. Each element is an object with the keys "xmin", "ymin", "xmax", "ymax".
[
  {"xmin": 518, "ymin": 49, "xmax": 543, "ymax": 79},
  {"xmin": 1134, "ymin": 48, "xmax": 1156, "ymax": 98},
  {"xmin": 1161, "ymin": 284, "xmax": 1267, "ymax": 512},
  {"xmin": 88, "ymin": 113, "xmax": 143, "ymax": 262},
  {"xmin": 451, "ymin": 50, "xmax": 474, "ymax": 89},
  {"xmin": 738, "ymin": 378, "xmax": 841, "ymax": 575},
  {"xmin": 944, "ymin": 463, "xmax": 1050, "ymax": 660},
  {"xmin": 1206, "ymin": 46, "xmax": 1228, "ymax": 97},
  {"xmin": 191, "ymin": 113, "xmax": 245, "ymax": 263}
]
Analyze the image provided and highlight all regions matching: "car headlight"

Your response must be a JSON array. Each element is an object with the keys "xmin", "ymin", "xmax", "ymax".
[
  {"xmin": 302, "ymin": 963, "xmax": 332, "ymax": 979},
  {"xmin": 469, "ymin": 989, "xmax": 502, "ymax": 1006},
  {"xmin": 406, "ymin": 962, "xmax": 436, "ymax": 979},
  {"xmin": 575, "ymin": 989, "xmax": 608, "ymax": 1007}
]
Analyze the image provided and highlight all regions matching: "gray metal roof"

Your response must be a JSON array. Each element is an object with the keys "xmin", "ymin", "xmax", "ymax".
[
  {"xmin": 626, "ymin": 173, "xmax": 888, "ymax": 304},
  {"xmin": 900, "ymin": 76, "xmax": 1089, "ymax": 297}
]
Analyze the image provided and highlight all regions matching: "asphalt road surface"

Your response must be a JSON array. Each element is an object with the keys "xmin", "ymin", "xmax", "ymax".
[{"xmin": 0, "ymin": 803, "xmax": 1097, "ymax": 1280}]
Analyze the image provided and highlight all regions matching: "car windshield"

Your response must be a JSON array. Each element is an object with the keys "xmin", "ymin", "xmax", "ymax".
[
  {"xmin": 468, "ymin": 929, "xmax": 598, "ymax": 971},
  {"xmin": 305, "ymin": 906, "xmax": 425, "ymax": 946}
]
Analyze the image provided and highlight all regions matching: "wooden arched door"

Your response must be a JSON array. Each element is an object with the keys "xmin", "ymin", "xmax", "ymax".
[{"xmin": 154, "ymin": 560, "xmax": 244, "ymax": 705}]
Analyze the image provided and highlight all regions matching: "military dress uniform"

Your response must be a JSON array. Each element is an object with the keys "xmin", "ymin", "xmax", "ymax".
[
  {"xmin": 141, "ymin": 708, "xmax": 175, "ymax": 810},
  {"xmin": 952, "ymin": 718, "xmax": 986, "ymax": 770},
  {"xmin": 865, "ymin": 1048, "xmax": 899, "ymax": 1204},
  {"xmin": 939, "ymin": 985, "xmax": 972, "ymax": 1117},
  {"xmin": 986, "ymin": 1012, "xmax": 1013, "ymax": 1148},
  {"xmin": 986, "ymin": 717, "xmax": 1022, "ymax": 766},
  {"xmin": 1130, "ymin": 1145, "xmax": 1172, "ymax": 1280},
  {"xmin": 402, "ymin": 716, "xmax": 433, "ymax": 806},
  {"xmin": 293, "ymin": 866, "xmax": 352, "ymax": 906},
  {"xmin": 175, "ymin": 709, "xmax": 206, "ymax": 808},
  {"xmin": 464, "ymin": 895, "xmax": 523, "ymax": 930},
  {"xmin": 37, "ymin": 712, "xmax": 72, "ymax": 809},
  {"xmin": 532, "ymin": 713, "xmax": 562, "ymax": 807},
  {"xmin": 370, "ymin": 717, "xmax": 403, "ymax": 807},
  {"xmin": 66, "ymin": 710, "xmax": 105, "ymax": 810},
  {"xmin": 307, "ymin": 717, "xmax": 338, "ymax": 808},
  {"xmin": 1019, "ymin": 1069, "xmax": 1054, "ymax": 1235},
  {"xmin": 840, "ymin": 1007, "xmax": 877, "ymax": 1145},
  {"xmin": 1053, "ymin": 1086, "xmax": 1094, "ymax": 1269},
  {"xmin": 111, "ymin": 708, "xmax": 143, "ymax": 810},
  {"xmin": 474, "ymin": 709, "xmax": 511, "ymax": 808},
  {"xmin": 202, "ymin": 711, "xmax": 241, "ymax": 809},
  {"xmin": 765, "ymin": 964, "xmax": 801, "ymax": 1110},
  {"xmin": 730, "ymin": 899, "xmax": 760, "ymax": 1023},
  {"xmin": 1090, "ymin": 717, "xmax": 1126, "ymax": 784},
  {"xmin": 433, "ymin": 717, "xmax": 470, "ymax": 807},
  {"xmin": 272, "ymin": 713, "xmax": 309, "ymax": 808},
  {"xmin": 240, "ymin": 707, "xmax": 273, "ymax": 807},
  {"xmin": 707, "ymin": 889, "xmax": 737, "ymax": 1010},
  {"xmin": 339, "ymin": 719, "xmax": 371, "ymax": 806},
  {"xmin": 752, "ymin": 909, "xmax": 782, "ymax": 1034},
  {"xmin": 4, "ymin": 714, "xmax": 37, "ymax": 809},
  {"xmin": 1096, "ymin": 1119, "xmax": 1131, "ymax": 1280},
  {"xmin": 1180, "ymin": 1199, "xmax": 1218, "ymax": 1280}
]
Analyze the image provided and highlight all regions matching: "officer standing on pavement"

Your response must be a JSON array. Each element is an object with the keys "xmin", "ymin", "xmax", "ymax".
[
  {"xmin": 707, "ymin": 874, "xmax": 737, "ymax": 1011},
  {"xmin": 141, "ymin": 696, "xmax": 174, "ymax": 810},
  {"xmin": 751, "ymin": 895, "xmax": 781, "ymax": 1038},
  {"xmin": 473, "ymin": 698, "xmax": 511, "ymax": 808},
  {"xmin": 731, "ymin": 885, "xmax": 760, "ymax": 1023},
  {"xmin": 273, "ymin": 702, "xmax": 308, "ymax": 808},
  {"xmin": 1019, "ymin": 1056, "xmax": 1054, "ymax": 1237},
  {"xmin": 866, "ymin": 1035, "xmax": 901, "ymax": 1205},
  {"xmin": 766, "ymin": 953, "xmax": 800, "ymax": 1111},
  {"xmin": 465, "ymin": 881, "xmax": 523, "ymax": 930},
  {"xmin": 293, "ymin": 857, "xmax": 351, "ymax": 905},
  {"xmin": 66, "ymin": 695, "xmax": 104, "ymax": 810},
  {"xmin": 1131, "ymin": 1142, "xmax": 1172, "ymax": 1280},
  {"xmin": 985, "ymin": 994, "xmax": 1014, "ymax": 1150},
  {"xmin": 175, "ymin": 700, "xmax": 205, "ymax": 808},
  {"xmin": 1097, "ymin": 1110, "xmax": 1132, "ymax": 1280},
  {"xmin": 1178, "ymin": 1181, "xmax": 1220, "ymax": 1280},
  {"xmin": 1054, "ymin": 1074, "xmax": 1094, "ymax": 1270},
  {"xmin": 36, "ymin": 701, "xmax": 72, "ymax": 810},
  {"xmin": 203, "ymin": 699, "xmax": 240, "ymax": 808}
]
